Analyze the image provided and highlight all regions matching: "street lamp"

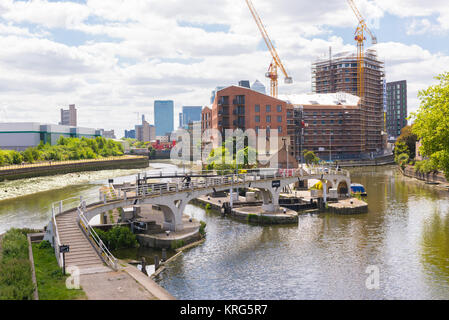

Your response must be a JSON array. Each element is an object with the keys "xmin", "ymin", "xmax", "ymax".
[
  {"xmin": 329, "ymin": 132, "xmax": 333, "ymax": 163},
  {"xmin": 282, "ymin": 137, "xmax": 288, "ymax": 169}
]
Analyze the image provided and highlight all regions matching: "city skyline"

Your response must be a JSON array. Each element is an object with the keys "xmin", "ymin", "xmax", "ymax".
[{"xmin": 0, "ymin": 1, "xmax": 449, "ymax": 138}]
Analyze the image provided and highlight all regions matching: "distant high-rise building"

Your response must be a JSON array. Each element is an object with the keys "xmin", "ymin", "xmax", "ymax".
[
  {"xmin": 181, "ymin": 106, "xmax": 202, "ymax": 129},
  {"xmin": 251, "ymin": 80, "xmax": 266, "ymax": 95},
  {"xmin": 124, "ymin": 129, "xmax": 136, "ymax": 139},
  {"xmin": 59, "ymin": 104, "xmax": 77, "ymax": 126},
  {"xmin": 211, "ymin": 86, "xmax": 226, "ymax": 104},
  {"xmin": 386, "ymin": 80, "xmax": 407, "ymax": 138},
  {"xmin": 238, "ymin": 80, "xmax": 250, "ymax": 88},
  {"xmin": 135, "ymin": 115, "xmax": 156, "ymax": 142},
  {"xmin": 154, "ymin": 100, "xmax": 174, "ymax": 136},
  {"xmin": 178, "ymin": 113, "xmax": 183, "ymax": 129}
]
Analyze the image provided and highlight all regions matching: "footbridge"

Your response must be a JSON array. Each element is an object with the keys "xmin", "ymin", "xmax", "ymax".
[{"xmin": 44, "ymin": 167, "xmax": 351, "ymax": 272}]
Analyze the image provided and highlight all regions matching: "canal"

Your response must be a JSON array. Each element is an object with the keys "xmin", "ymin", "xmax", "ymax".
[
  {"xmin": 155, "ymin": 165, "xmax": 449, "ymax": 300},
  {"xmin": 0, "ymin": 164, "xmax": 448, "ymax": 299}
]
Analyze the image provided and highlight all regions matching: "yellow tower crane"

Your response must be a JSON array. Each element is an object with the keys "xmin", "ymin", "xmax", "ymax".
[
  {"xmin": 245, "ymin": 0, "xmax": 292, "ymax": 98},
  {"xmin": 347, "ymin": 0, "xmax": 377, "ymax": 100}
]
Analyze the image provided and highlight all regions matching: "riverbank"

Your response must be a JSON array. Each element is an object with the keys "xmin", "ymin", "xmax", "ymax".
[
  {"xmin": 0, "ymin": 156, "xmax": 149, "ymax": 181},
  {"xmin": 400, "ymin": 165, "xmax": 449, "ymax": 191}
]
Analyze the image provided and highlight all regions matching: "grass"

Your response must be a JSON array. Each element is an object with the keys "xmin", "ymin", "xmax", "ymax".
[
  {"xmin": 0, "ymin": 229, "xmax": 35, "ymax": 300},
  {"xmin": 32, "ymin": 242, "xmax": 86, "ymax": 300}
]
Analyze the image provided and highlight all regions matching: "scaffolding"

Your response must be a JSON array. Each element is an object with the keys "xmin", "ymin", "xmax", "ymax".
[{"xmin": 311, "ymin": 49, "xmax": 385, "ymax": 154}]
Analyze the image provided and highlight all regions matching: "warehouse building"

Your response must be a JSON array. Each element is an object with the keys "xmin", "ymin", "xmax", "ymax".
[{"xmin": 0, "ymin": 122, "xmax": 101, "ymax": 151}]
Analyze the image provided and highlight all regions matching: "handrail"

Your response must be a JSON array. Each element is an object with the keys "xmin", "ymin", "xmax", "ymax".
[
  {"xmin": 77, "ymin": 207, "xmax": 118, "ymax": 270},
  {"xmin": 51, "ymin": 207, "xmax": 64, "ymax": 267}
]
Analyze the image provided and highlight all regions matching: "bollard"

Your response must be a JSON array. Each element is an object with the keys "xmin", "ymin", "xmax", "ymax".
[
  {"xmin": 162, "ymin": 249, "xmax": 167, "ymax": 262},
  {"xmin": 141, "ymin": 257, "xmax": 148, "ymax": 276},
  {"xmin": 154, "ymin": 255, "xmax": 160, "ymax": 270}
]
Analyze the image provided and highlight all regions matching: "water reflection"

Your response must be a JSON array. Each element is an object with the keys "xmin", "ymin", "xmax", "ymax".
[{"xmin": 155, "ymin": 166, "xmax": 449, "ymax": 300}]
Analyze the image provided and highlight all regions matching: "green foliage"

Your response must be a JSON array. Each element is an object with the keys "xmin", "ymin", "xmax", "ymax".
[
  {"xmin": 415, "ymin": 159, "xmax": 439, "ymax": 174},
  {"xmin": 32, "ymin": 243, "xmax": 86, "ymax": 300},
  {"xmin": 94, "ymin": 227, "xmax": 138, "ymax": 251},
  {"xmin": 205, "ymin": 137, "xmax": 257, "ymax": 173},
  {"xmin": 170, "ymin": 239, "xmax": 185, "ymax": 250},
  {"xmin": 397, "ymin": 153, "xmax": 410, "ymax": 169},
  {"xmin": 396, "ymin": 126, "xmax": 418, "ymax": 160},
  {"xmin": 303, "ymin": 150, "xmax": 320, "ymax": 164},
  {"xmin": 205, "ymin": 203, "xmax": 211, "ymax": 210},
  {"xmin": 0, "ymin": 137, "xmax": 124, "ymax": 167},
  {"xmin": 199, "ymin": 221, "xmax": 207, "ymax": 236},
  {"xmin": 411, "ymin": 72, "xmax": 449, "ymax": 179},
  {"xmin": 0, "ymin": 229, "xmax": 34, "ymax": 300}
]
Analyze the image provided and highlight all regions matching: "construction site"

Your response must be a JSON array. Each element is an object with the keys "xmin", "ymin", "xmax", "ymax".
[{"xmin": 204, "ymin": 0, "xmax": 390, "ymax": 162}]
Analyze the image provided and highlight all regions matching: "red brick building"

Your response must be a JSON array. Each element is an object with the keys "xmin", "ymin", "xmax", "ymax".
[
  {"xmin": 201, "ymin": 106, "xmax": 212, "ymax": 132},
  {"xmin": 210, "ymin": 85, "xmax": 291, "ymax": 139}
]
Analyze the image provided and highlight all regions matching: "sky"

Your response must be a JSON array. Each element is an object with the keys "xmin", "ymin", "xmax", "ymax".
[{"xmin": 1, "ymin": 0, "xmax": 449, "ymax": 138}]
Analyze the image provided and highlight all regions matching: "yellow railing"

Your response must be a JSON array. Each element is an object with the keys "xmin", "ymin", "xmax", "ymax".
[{"xmin": 0, "ymin": 155, "xmax": 147, "ymax": 171}]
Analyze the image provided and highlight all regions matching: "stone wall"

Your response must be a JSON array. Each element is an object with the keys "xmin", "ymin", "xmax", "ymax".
[
  {"xmin": 0, "ymin": 156, "xmax": 149, "ymax": 181},
  {"xmin": 402, "ymin": 165, "xmax": 448, "ymax": 184}
]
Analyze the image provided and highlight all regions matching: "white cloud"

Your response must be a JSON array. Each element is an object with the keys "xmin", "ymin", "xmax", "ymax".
[{"xmin": 0, "ymin": 0, "xmax": 447, "ymax": 136}]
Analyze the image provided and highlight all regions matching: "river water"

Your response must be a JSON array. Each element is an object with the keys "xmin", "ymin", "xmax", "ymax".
[
  {"xmin": 155, "ymin": 165, "xmax": 449, "ymax": 300},
  {"xmin": 1, "ymin": 164, "xmax": 448, "ymax": 299}
]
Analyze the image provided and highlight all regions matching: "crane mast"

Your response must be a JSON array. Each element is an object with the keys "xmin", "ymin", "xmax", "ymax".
[
  {"xmin": 347, "ymin": 0, "xmax": 377, "ymax": 100},
  {"xmin": 245, "ymin": 0, "xmax": 292, "ymax": 98}
]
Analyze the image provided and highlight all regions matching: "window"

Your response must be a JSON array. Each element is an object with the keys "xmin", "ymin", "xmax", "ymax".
[
  {"xmin": 266, "ymin": 105, "xmax": 271, "ymax": 112},
  {"xmin": 266, "ymin": 115, "xmax": 271, "ymax": 123},
  {"xmin": 255, "ymin": 115, "xmax": 260, "ymax": 123},
  {"xmin": 278, "ymin": 126, "xmax": 282, "ymax": 133},
  {"xmin": 277, "ymin": 105, "xmax": 282, "ymax": 112},
  {"xmin": 255, "ymin": 104, "xmax": 260, "ymax": 112},
  {"xmin": 256, "ymin": 126, "xmax": 259, "ymax": 133},
  {"xmin": 277, "ymin": 116, "xmax": 282, "ymax": 123},
  {"xmin": 321, "ymin": 120, "xmax": 326, "ymax": 124}
]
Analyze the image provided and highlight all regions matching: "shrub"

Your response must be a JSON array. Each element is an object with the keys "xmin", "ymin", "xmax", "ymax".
[
  {"xmin": 199, "ymin": 221, "xmax": 207, "ymax": 236},
  {"xmin": 0, "ymin": 228, "xmax": 35, "ymax": 300},
  {"xmin": 94, "ymin": 226, "xmax": 138, "ymax": 251}
]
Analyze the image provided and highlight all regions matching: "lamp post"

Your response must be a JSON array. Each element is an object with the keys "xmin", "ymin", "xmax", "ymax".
[
  {"xmin": 329, "ymin": 132, "xmax": 333, "ymax": 163},
  {"xmin": 282, "ymin": 137, "xmax": 288, "ymax": 169}
]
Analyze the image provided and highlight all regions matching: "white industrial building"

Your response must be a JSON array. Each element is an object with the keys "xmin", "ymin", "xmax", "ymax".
[{"xmin": 0, "ymin": 122, "xmax": 102, "ymax": 151}]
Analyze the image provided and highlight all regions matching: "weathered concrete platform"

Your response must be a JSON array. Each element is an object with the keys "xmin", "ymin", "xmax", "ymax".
[
  {"xmin": 133, "ymin": 204, "xmax": 202, "ymax": 249},
  {"xmin": 326, "ymin": 198, "xmax": 368, "ymax": 214},
  {"xmin": 195, "ymin": 195, "xmax": 298, "ymax": 225}
]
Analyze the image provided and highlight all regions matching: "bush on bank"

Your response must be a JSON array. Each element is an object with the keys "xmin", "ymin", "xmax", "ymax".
[
  {"xmin": 0, "ymin": 136, "xmax": 124, "ymax": 167},
  {"xmin": 94, "ymin": 226, "xmax": 139, "ymax": 251},
  {"xmin": 0, "ymin": 229, "xmax": 34, "ymax": 300}
]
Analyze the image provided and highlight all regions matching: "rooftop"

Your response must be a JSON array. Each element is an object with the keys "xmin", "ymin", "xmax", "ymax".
[{"xmin": 279, "ymin": 92, "xmax": 360, "ymax": 106}]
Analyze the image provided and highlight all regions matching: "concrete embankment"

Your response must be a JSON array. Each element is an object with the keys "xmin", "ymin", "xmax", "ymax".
[
  {"xmin": 335, "ymin": 155, "xmax": 395, "ymax": 168},
  {"xmin": 401, "ymin": 165, "xmax": 449, "ymax": 189},
  {"xmin": 0, "ymin": 156, "xmax": 149, "ymax": 181}
]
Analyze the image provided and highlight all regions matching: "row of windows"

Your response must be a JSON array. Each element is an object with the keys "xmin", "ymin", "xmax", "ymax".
[
  {"xmin": 255, "ymin": 115, "xmax": 283, "ymax": 123},
  {"xmin": 254, "ymin": 104, "xmax": 283, "ymax": 113}
]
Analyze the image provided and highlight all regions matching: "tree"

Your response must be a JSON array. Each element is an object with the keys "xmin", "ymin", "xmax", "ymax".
[
  {"xmin": 411, "ymin": 72, "xmax": 449, "ymax": 179},
  {"xmin": 395, "ymin": 125, "xmax": 417, "ymax": 161},
  {"xmin": 303, "ymin": 150, "xmax": 320, "ymax": 165}
]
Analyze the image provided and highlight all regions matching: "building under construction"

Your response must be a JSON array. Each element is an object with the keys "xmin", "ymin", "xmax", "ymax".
[{"xmin": 311, "ymin": 49, "xmax": 385, "ymax": 156}]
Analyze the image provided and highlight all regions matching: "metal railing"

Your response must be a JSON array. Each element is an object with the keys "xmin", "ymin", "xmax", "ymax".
[{"xmin": 77, "ymin": 207, "xmax": 118, "ymax": 270}]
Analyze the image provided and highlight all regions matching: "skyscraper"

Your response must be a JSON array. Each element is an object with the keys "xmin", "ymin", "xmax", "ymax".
[
  {"xmin": 154, "ymin": 100, "xmax": 174, "ymax": 136},
  {"xmin": 386, "ymin": 80, "xmax": 407, "ymax": 138},
  {"xmin": 181, "ymin": 106, "xmax": 202, "ymax": 129},
  {"xmin": 59, "ymin": 104, "xmax": 77, "ymax": 126}
]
